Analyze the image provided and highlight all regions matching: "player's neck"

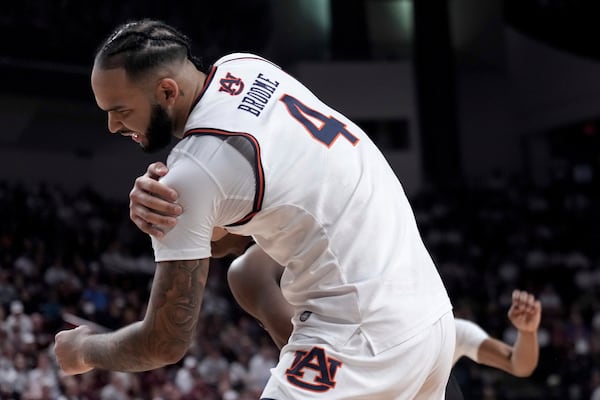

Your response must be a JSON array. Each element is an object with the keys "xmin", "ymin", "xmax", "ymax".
[{"xmin": 173, "ymin": 63, "xmax": 207, "ymax": 138}]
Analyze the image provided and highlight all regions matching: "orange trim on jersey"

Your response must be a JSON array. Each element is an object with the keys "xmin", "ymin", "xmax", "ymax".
[{"xmin": 183, "ymin": 128, "xmax": 265, "ymax": 227}]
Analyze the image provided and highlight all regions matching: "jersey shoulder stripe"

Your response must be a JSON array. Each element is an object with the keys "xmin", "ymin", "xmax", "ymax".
[{"xmin": 183, "ymin": 128, "xmax": 265, "ymax": 226}]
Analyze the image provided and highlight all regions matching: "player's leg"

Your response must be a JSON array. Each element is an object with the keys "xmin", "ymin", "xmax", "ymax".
[
  {"xmin": 413, "ymin": 311, "xmax": 456, "ymax": 399},
  {"xmin": 227, "ymin": 244, "xmax": 294, "ymax": 349},
  {"xmin": 260, "ymin": 313, "xmax": 456, "ymax": 400}
]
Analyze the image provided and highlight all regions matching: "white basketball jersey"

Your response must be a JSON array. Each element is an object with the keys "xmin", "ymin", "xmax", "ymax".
[
  {"xmin": 453, "ymin": 318, "xmax": 489, "ymax": 364},
  {"xmin": 152, "ymin": 53, "xmax": 452, "ymax": 354}
]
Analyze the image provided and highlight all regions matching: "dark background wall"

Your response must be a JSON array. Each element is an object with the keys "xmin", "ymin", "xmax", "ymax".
[{"xmin": 1, "ymin": 0, "xmax": 599, "ymax": 199}]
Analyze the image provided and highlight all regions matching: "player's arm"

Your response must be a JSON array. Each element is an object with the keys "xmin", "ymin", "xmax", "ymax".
[
  {"xmin": 54, "ymin": 257, "xmax": 209, "ymax": 374},
  {"xmin": 227, "ymin": 245, "xmax": 294, "ymax": 349},
  {"xmin": 129, "ymin": 164, "xmax": 251, "ymax": 259},
  {"xmin": 55, "ymin": 149, "xmax": 238, "ymax": 374},
  {"xmin": 476, "ymin": 290, "xmax": 541, "ymax": 377}
]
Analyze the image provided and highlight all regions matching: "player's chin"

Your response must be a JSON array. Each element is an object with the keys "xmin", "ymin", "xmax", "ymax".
[{"xmin": 139, "ymin": 141, "xmax": 155, "ymax": 153}]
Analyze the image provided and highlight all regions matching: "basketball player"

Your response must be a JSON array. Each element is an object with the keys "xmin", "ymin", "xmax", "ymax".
[
  {"xmin": 130, "ymin": 170, "xmax": 467, "ymax": 400},
  {"xmin": 129, "ymin": 164, "xmax": 542, "ymax": 395},
  {"xmin": 54, "ymin": 19, "xmax": 455, "ymax": 399}
]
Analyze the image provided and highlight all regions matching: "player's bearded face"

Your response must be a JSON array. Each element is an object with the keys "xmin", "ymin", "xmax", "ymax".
[{"xmin": 143, "ymin": 104, "xmax": 173, "ymax": 153}]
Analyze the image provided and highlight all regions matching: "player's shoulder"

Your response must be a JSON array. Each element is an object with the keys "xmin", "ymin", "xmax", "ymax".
[
  {"xmin": 213, "ymin": 53, "xmax": 281, "ymax": 69},
  {"xmin": 167, "ymin": 135, "xmax": 229, "ymax": 171}
]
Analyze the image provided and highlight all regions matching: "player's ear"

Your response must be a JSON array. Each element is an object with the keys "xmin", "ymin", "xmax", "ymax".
[{"xmin": 156, "ymin": 78, "xmax": 179, "ymax": 106}]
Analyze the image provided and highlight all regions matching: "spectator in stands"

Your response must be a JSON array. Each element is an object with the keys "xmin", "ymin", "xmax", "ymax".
[
  {"xmin": 174, "ymin": 355, "xmax": 198, "ymax": 396},
  {"xmin": 100, "ymin": 371, "xmax": 131, "ymax": 400},
  {"xmin": 197, "ymin": 345, "xmax": 229, "ymax": 388},
  {"xmin": 24, "ymin": 352, "xmax": 61, "ymax": 400},
  {"xmin": 5, "ymin": 301, "xmax": 33, "ymax": 345}
]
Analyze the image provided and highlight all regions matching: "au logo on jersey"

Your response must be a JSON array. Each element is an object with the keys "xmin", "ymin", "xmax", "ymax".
[
  {"xmin": 219, "ymin": 72, "xmax": 245, "ymax": 95},
  {"xmin": 285, "ymin": 347, "xmax": 342, "ymax": 392}
]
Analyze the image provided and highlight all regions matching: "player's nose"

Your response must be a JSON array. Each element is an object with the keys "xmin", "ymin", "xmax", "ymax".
[{"xmin": 107, "ymin": 112, "xmax": 123, "ymax": 134}]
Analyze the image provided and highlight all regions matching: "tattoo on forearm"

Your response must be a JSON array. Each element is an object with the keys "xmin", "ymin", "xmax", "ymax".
[
  {"xmin": 150, "ymin": 260, "xmax": 204, "ymax": 338},
  {"xmin": 86, "ymin": 259, "xmax": 209, "ymax": 372}
]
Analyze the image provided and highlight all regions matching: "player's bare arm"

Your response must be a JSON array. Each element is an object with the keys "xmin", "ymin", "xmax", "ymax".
[
  {"xmin": 129, "ymin": 162, "xmax": 183, "ymax": 237},
  {"xmin": 54, "ymin": 258, "xmax": 209, "ymax": 374},
  {"xmin": 477, "ymin": 289, "xmax": 541, "ymax": 377}
]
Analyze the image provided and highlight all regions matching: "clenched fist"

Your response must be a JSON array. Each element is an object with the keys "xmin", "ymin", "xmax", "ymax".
[{"xmin": 507, "ymin": 289, "xmax": 542, "ymax": 333}]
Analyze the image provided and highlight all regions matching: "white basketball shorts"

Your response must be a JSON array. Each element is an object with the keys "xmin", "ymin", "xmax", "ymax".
[{"xmin": 260, "ymin": 311, "xmax": 456, "ymax": 399}]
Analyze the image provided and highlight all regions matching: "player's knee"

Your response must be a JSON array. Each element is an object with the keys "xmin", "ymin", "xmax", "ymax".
[{"xmin": 227, "ymin": 257, "xmax": 250, "ymax": 298}]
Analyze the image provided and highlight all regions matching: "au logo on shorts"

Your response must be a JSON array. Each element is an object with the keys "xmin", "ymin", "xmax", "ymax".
[
  {"xmin": 285, "ymin": 347, "xmax": 343, "ymax": 392},
  {"xmin": 219, "ymin": 72, "xmax": 245, "ymax": 95}
]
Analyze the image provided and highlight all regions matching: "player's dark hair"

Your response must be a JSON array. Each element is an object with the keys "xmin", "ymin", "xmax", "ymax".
[{"xmin": 94, "ymin": 19, "xmax": 205, "ymax": 79}]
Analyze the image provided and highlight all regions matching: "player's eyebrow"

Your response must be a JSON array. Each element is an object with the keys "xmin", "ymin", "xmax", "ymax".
[{"xmin": 103, "ymin": 105, "xmax": 128, "ymax": 112}]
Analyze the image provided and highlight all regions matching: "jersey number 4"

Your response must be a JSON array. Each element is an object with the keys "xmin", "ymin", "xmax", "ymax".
[{"xmin": 280, "ymin": 94, "xmax": 359, "ymax": 148}]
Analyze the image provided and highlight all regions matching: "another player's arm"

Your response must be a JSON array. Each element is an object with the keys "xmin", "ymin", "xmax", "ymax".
[
  {"xmin": 476, "ymin": 290, "xmax": 541, "ymax": 377},
  {"xmin": 211, "ymin": 230, "xmax": 254, "ymax": 259},
  {"xmin": 228, "ymin": 245, "xmax": 294, "ymax": 349},
  {"xmin": 477, "ymin": 333, "xmax": 537, "ymax": 377}
]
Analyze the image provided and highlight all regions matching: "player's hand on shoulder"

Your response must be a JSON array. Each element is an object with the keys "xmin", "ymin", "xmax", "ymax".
[
  {"xmin": 129, "ymin": 162, "xmax": 183, "ymax": 237},
  {"xmin": 507, "ymin": 289, "xmax": 542, "ymax": 333},
  {"xmin": 54, "ymin": 326, "xmax": 94, "ymax": 375}
]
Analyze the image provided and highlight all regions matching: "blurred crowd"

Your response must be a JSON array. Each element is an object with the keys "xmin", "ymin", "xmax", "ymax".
[
  {"xmin": 0, "ymin": 169, "xmax": 599, "ymax": 399},
  {"xmin": 412, "ymin": 171, "xmax": 600, "ymax": 399},
  {"xmin": 0, "ymin": 182, "xmax": 277, "ymax": 399}
]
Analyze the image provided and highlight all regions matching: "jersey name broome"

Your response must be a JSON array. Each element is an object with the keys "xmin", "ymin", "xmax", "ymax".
[{"xmin": 237, "ymin": 72, "xmax": 280, "ymax": 117}]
